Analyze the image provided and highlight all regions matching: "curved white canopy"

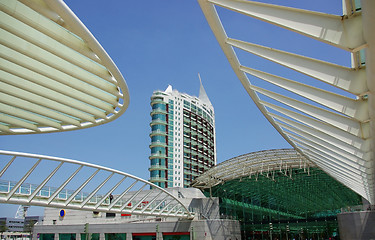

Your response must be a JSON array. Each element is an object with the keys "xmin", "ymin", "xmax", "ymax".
[
  {"xmin": 0, "ymin": 0, "xmax": 129, "ymax": 134},
  {"xmin": 198, "ymin": 0, "xmax": 374, "ymax": 203},
  {"xmin": 192, "ymin": 149, "xmax": 314, "ymax": 188}
]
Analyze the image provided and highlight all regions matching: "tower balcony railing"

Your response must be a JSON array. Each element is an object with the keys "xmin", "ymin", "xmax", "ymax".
[
  {"xmin": 149, "ymin": 165, "xmax": 168, "ymax": 171},
  {"xmin": 150, "ymin": 99, "xmax": 165, "ymax": 105},
  {"xmin": 149, "ymin": 141, "xmax": 167, "ymax": 148},
  {"xmin": 150, "ymin": 108, "xmax": 167, "ymax": 115},
  {"xmin": 149, "ymin": 153, "xmax": 167, "ymax": 159},
  {"xmin": 150, "ymin": 119, "xmax": 167, "ymax": 126},
  {"xmin": 149, "ymin": 177, "xmax": 168, "ymax": 182},
  {"xmin": 149, "ymin": 130, "xmax": 167, "ymax": 137}
]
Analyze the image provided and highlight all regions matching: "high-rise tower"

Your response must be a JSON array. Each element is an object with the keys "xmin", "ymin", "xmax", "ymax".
[{"xmin": 149, "ymin": 81, "xmax": 216, "ymax": 188}]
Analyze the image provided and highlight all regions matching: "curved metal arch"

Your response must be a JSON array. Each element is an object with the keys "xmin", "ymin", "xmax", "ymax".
[
  {"xmin": 0, "ymin": 0, "xmax": 130, "ymax": 135},
  {"xmin": 0, "ymin": 150, "xmax": 193, "ymax": 219},
  {"xmin": 192, "ymin": 148, "xmax": 315, "ymax": 189},
  {"xmin": 198, "ymin": 0, "xmax": 374, "ymax": 203}
]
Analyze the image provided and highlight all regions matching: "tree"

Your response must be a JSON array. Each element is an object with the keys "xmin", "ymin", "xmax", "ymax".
[{"xmin": 0, "ymin": 220, "xmax": 8, "ymax": 239}]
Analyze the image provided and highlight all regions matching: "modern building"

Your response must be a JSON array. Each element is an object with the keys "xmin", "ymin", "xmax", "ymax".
[
  {"xmin": 0, "ymin": 216, "xmax": 43, "ymax": 232},
  {"xmin": 149, "ymin": 83, "xmax": 216, "ymax": 188},
  {"xmin": 192, "ymin": 149, "xmax": 374, "ymax": 240},
  {"xmin": 33, "ymin": 188, "xmax": 241, "ymax": 240}
]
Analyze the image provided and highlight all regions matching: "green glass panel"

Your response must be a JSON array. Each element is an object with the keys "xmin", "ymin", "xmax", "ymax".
[
  {"xmin": 80, "ymin": 233, "xmax": 99, "ymax": 240},
  {"xmin": 104, "ymin": 233, "xmax": 126, "ymax": 240},
  {"xmin": 40, "ymin": 234, "xmax": 54, "ymax": 240},
  {"xmin": 59, "ymin": 233, "xmax": 76, "ymax": 240},
  {"xmin": 163, "ymin": 235, "xmax": 189, "ymax": 240}
]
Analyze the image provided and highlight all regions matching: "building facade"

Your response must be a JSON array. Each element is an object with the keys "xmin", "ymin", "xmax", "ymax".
[
  {"xmin": 149, "ymin": 83, "xmax": 216, "ymax": 188},
  {"xmin": 33, "ymin": 188, "xmax": 241, "ymax": 240}
]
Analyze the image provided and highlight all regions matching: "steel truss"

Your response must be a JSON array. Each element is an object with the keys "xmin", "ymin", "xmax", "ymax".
[{"xmin": 0, "ymin": 150, "xmax": 193, "ymax": 219}]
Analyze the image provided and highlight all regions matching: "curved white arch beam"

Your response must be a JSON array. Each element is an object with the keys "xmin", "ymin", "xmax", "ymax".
[
  {"xmin": 0, "ymin": 0, "xmax": 130, "ymax": 134},
  {"xmin": 198, "ymin": 0, "xmax": 374, "ymax": 203},
  {"xmin": 0, "ymin": 150, "xmax": 193, "ymax": 219}
]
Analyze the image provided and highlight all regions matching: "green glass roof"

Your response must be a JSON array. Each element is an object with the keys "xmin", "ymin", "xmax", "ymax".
[{"xmin": 208, "ymin": 167, "xmax": 361, "ymax": 219}]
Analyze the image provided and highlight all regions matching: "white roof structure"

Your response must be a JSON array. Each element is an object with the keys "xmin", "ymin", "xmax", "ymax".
[
  {"xmin": 192, "ymin": 148, "xmax": 315, "ymax": 188},
  {"xmin": 198, "ymin": 0, "xmax": 374, "ymax": 203},
  {"xmin": 0, "ymin": 0, "xmax": 129, "ymax": 134}
]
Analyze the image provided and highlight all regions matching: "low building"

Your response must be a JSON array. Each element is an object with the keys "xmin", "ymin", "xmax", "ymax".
[
  {"xmin": 33, "ymin": 188, "xmax": 241, "ymax": 240},
  {"xmin": 0, "ymin": 217, "xmax": 24, "ymax": 232}
]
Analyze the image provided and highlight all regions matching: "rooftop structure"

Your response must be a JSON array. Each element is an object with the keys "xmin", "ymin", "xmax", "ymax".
[
  {"xmin": 198, "ymin": 0, "xmax": 375, "ymax": 204},
  {"xmin": 149, "ymin": 83, "xmax": 216, "ymax": 188}
]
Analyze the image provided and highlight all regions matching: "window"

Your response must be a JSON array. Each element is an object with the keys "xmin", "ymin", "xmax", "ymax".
[
  {"xmin": 59, "ymin": 234, "xmax": 76, "ymax": 240},
  {"xmin": 105, "ymin": 233, "xmax": 126, "ymax": 240},
  {"xmin": 40, "ymin": 234, "xmax": 55, "ymax": 240},
  {"xmin": 81, "ymin": 234, "xmax": 100, "ymax": 240}
]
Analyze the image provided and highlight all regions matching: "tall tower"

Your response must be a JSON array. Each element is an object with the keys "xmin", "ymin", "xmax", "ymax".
[{"xmin": 149, "ymin": 81, "xmax": 216, "ymax": 188}]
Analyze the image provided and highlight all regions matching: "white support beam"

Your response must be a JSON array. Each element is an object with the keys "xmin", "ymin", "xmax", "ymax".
[
  {"xmin": 209, "ymin": 0, "xmax": 365, "ymax": 51},
  {"xmin": 262, "ymin": 100, "xmax": 367, "ymax": 158},
  {"xmin": 228, "ymin": 38, "xmax": 368, "ymax": 95},
  {"xmin": 276, "ymin": 119, "xmax": 368, "ymax": 169},
  {"xmin": 251, "ymin": 85, "xmax": 370, "ymax": 142},
  {"xmin": 242, "ymin": 66, "xmax": 369, "ymax": 121}
]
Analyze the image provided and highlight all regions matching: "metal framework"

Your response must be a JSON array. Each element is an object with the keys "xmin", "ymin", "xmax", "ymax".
[
  {"xmin": 198, "ymin": 0, "xmax": 374, "ymax": 203},
  {"xmin": 192, "ymin": 149, "xmax": 314, "ymax": 188},
  {"xmin": 192, "ymin": 149, "xmax": 362, "ymax": 218},
  {"xmin": 0, "ymin": 0, "xmax": 129, "ymax": 134},
  {"xmin": 0, "ymin": 150, "xmax": 193, "ymax": 219}
]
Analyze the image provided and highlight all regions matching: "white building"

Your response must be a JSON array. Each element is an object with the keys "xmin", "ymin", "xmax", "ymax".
[{"xmin": 149, "ymin": 82, "xmax": 216, "ymax": 188}]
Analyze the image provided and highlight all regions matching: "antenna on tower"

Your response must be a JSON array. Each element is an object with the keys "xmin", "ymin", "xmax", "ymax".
[{"xmin": 198, "ymin": 72, "xmax": 202, "ymax": 83}]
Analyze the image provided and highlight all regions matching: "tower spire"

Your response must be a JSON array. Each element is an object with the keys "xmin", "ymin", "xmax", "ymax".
[{"xmin": 198, "ymin": 73, "xmax": 212, "ymax": 106}]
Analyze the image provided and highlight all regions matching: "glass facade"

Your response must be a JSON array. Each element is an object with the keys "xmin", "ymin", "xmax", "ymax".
[{"xmin": 204, "ymin": 167, "xmax": 362, "ymax": 240}]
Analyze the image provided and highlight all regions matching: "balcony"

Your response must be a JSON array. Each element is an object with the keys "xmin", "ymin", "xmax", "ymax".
[
  {"xmin": 150, "ymin": 108, "xmax": 167, "ymax": 115},
  {"xmin": 150, "ymin": 119, "xmax": 167, "ymax": 126},
  {"xmin": 149, "ymin": 130, "xmax": 167, "ymax": 137},
  {"xmin": 149, "ymin": 164, "xmax": 168, "ymax": 171},
  {"xmin": 149, "ymin": 141, "xmax": 167, "ymax": 148},
  {"xmin": 149, "ymin": 153, "xmax": 167, "ymax": 159},
  {"xmin": 149, "ymin": 177, "xmax": 168, "ymax": 182}
]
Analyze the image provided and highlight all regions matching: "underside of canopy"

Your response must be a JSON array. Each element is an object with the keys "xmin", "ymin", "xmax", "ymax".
[
  {"xmin": 0, "ymin": 0, "xmax": 129, "ymax": 134},
  {"xmin": 197, "ymin": 0, "xmax": 374, "ymax": 203}
]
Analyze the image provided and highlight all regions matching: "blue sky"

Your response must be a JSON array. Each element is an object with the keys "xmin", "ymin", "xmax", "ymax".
[{"xmin": 0, "ymin": 0, "xmax": 346, "ymax": 217}]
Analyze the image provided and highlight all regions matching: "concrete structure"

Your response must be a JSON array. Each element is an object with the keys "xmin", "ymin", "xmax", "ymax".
[
  {"xmin": 33, "ymin": 188, "xmax": 241, "ymax": 240},
  {"xmin": 149, "ymin": 83, "xmax": 216, "ymax": 188},
  {"xmin": 338, "ymin": 209, "xmax": 375, "ymax": 240}
]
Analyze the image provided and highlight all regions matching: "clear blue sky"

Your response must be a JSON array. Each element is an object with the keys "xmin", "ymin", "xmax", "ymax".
[{"xmin": 1, "ymin": 0, "xmax": 346, "ymax": 217}]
